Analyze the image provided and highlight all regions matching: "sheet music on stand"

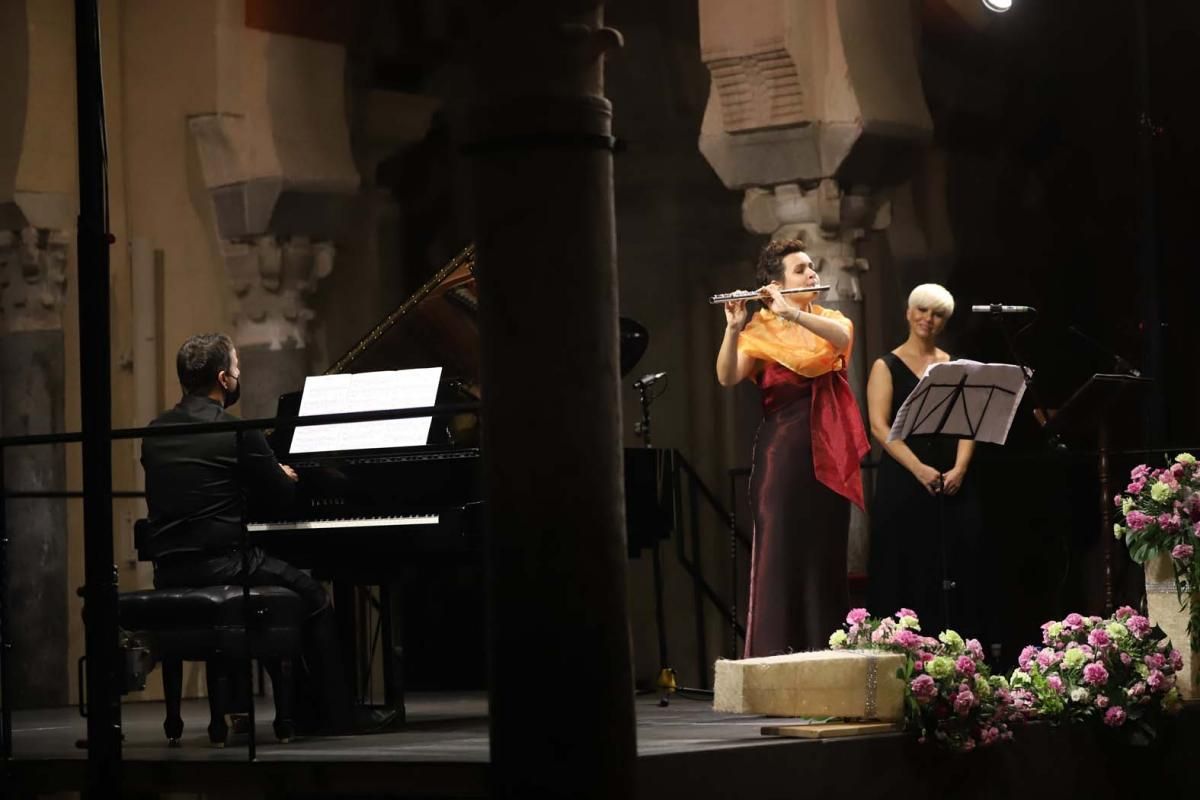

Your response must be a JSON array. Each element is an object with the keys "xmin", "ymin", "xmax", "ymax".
[
  {"xmin": 888, "ymin": 360, "xmax": 1027, "ymax": 446},
  {"xmin": 289, "ymin": 367, "xmax": 443, "ymax": 454}
]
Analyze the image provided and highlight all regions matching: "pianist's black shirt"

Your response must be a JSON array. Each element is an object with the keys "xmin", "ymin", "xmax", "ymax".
[{"xmin": 141, "ymin": 394, "xmax": 296, "ymax": 560}]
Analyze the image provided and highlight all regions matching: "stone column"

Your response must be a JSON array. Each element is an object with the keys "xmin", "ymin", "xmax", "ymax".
[
  {"xmin": 222, "ymin": 235, "xmax": 335, "ymax": 420},
  {"xmin": 0, "ymin": 226, "xmax": 70, "ymax": 708},
  {"xmin": 463, "ymin": 3, "xmax": 634, "ymax": 798}
]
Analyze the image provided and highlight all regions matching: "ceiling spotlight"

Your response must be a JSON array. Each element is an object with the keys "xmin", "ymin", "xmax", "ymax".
[{"xmin": 981, "ymin": 0, "xmax": 1013, "ymax": 11}]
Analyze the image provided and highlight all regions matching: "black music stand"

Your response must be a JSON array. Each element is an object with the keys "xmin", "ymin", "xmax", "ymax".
[
  {"xmin": 1044, "ymin": 374, "xmax": 1152, "ymax": 613},
  {"xmin": 890, "ymin": 361, "xmax": 1027, "ymax": 628}
]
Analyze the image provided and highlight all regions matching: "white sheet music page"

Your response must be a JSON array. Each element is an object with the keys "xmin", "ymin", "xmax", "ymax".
[
  {"xmin": 888, "ymin": 360, "xmax": 1027, "ymax": 446},
  {"xmin": 288, "ymin": 367, "xmax": 443, "ymax": 454}
]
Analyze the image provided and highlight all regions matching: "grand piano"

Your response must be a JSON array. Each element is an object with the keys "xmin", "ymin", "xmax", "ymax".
[{"xmin": 246, "ymin": 245, "xmax": 670, "ymax": 718}]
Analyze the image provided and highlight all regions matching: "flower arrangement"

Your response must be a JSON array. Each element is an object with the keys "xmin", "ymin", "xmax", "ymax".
[
  {"xmin": 1113, "ymin": 452, "xmax": 1200, "ymax": 651},
  {"xmin": 829, "ymin": 608, "xmax": 1024, "ymax": 752},
  {"xmin": 1010, "ymin": 608, "xmax": 1183, "ymax": 742}
]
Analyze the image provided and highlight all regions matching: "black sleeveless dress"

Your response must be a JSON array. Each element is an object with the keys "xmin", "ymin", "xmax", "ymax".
[{"xmin": 866, "ymin": 353, "xmax": 982, "ymax": 635}]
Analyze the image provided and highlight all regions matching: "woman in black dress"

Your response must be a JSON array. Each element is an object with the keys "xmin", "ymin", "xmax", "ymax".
[
  {"xmin": 716, "ymin": 240, "xmax": 869, "ymax": 655},
  {"xmin": 866, "ymin": 284, "xmax": 982, "ymax": 635}
]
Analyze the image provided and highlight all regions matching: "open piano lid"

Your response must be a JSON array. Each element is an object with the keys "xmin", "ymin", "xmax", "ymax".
[{"xmin": 271, "ymin": 243, "xmax": 651, "ymax": 456}]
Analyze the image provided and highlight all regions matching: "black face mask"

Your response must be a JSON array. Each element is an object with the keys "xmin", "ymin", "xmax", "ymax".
[{"xmin": 223, "ymin": 373, "xmax": 242, "ymax": 409}]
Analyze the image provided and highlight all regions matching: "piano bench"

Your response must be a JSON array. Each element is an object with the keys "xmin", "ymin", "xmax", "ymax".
[{"xmin": 117, "ymin": 585, "xmax": 305, "ymax": 746}]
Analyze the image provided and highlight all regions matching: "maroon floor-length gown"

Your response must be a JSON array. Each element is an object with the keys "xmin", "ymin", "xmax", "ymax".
[{"xmin": 743, "ymin": 362, "xmax": 864, "ymax": 656}]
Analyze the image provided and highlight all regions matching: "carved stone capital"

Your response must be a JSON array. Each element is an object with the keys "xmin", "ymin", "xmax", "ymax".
[
  {"xmin": 746, "ymin": 180, "xmax": 889, "ymax": 305},
  {"xmin": 0, "ymin": 226, "xmax": 70, "ymax": 333},
  {"xmin": 699, "ymin": 0, "xmax": 931, "ymax": 189},
  {"xmin": 223, "ymin": 235, "xmax": 334, "ymax": 350}
]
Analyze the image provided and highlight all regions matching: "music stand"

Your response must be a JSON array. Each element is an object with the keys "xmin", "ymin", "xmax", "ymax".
[
  {"xmin": 1044, "ymin": 373, "xmax": 1152, "ymax": 613},
  {"xmin": 888, "ymin": 361, "xmax": 1028, "ymax": 627}
]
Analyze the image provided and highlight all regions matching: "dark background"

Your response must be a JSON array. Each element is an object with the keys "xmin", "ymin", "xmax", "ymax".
[{"xmin": 332, "ymin": 0, "xmax": 1200, "ymax": 680}]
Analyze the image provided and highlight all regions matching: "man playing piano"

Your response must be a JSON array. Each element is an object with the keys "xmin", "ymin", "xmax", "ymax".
[{"xmin": 140, "ymin": 333, "xmax": 394, "ymax": 736}]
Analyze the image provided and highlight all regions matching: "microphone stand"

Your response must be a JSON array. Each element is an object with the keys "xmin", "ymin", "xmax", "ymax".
[
  {"xmin": 1066, "ymin": 325, "xmax": 1142, "ymax": 377},
  {"xmin": 632, "ymin": 378, "xmax": 676, "ymax": 704},
  {"xmin": 634, "ymin": 384, "xmax": 653, "ymax": 448}
]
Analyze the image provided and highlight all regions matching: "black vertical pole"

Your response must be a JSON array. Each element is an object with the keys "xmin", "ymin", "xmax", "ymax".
[
  {"xmin": 0, "ymin": 452, "xmax": 11, "ymax": 758},
  {"xmin": 1133, "ymin": 1, "xmax": 1165, "ymax": 444},
  {"xmin": 237, "ymin": 429, "xmax": 257, "ymax": 761},
  {"xmin": 75, "ymin": 0, "xmax": 121, "ymax": 792}
]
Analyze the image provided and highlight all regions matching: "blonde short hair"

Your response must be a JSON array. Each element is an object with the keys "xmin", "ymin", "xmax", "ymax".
[{"xmin": 907, "ymin": 283, "xmax": 955, "ymax": 317}]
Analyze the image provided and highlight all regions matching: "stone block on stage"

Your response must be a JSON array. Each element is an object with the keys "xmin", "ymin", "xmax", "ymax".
[
  {"xmin": 713, "ymin": 650, "xmax": 906, "ymax": 721},
  {"xmin": 1145, "ymin": 555, "xmax": 1200, "ymax": 700}
]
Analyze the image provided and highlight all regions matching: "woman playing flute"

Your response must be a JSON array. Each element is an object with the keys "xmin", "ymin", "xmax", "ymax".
[{"xmin": 716, "ymin": 239, "xmax": 870, "ymax": 655}]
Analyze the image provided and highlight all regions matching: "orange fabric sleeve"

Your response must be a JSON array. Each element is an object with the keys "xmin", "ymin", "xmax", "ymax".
[{"xmin": 736, "ymin": 306, "xmax": 853, "ymax": 377}]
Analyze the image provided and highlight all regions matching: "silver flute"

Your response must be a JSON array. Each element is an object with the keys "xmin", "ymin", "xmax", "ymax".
[{"xmin": 708, "ymin": 285, "xmax": 830, "ymax": 304}]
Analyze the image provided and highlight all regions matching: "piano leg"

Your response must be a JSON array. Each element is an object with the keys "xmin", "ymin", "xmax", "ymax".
[
  {"xmin": 333, "ymin": 581, "xmax": 358, "ymax": 700},
  {"xmin": 379, "ymin": 581, "xmax": 407, "ymax": 723}
]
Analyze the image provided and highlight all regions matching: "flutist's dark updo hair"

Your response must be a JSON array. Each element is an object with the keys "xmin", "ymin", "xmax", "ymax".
[{"xmin": 755, "ymin": 238, "xmax": 806, "ymax": 287}]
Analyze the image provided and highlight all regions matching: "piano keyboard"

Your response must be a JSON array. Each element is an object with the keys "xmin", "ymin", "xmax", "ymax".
[{"xmin": 247, "ymin": 514, "xmax": 439, "ymax": 533}]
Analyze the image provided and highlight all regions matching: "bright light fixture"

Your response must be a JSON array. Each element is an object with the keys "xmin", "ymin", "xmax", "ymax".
[{"xmin": 981, "ymin": 0, "xmax": 1013, "ymax": 12}]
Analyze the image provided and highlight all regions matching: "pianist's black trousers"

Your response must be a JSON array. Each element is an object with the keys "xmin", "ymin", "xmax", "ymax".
[{"xmin": 154, "ymin": 547, "xmax": 355, "ymax": 732}]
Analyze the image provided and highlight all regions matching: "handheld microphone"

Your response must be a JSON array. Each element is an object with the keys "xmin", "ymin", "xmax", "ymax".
[
  {"xmin": 633, "ymin": 371, "xmax": 667, "ymax": 389},
  {"xmin": 970, "ymin": 304, "xmax": 1037, "ymax": 314}
]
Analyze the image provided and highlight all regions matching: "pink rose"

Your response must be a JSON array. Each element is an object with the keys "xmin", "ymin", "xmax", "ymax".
[
  {"xmin": 1114, "ymin": 606, "xmax": 1136, "ymax": 621},
  {"xmin": 954, "ymin": 689, "xmax": 976, "ymax": 717},
  {"xmin": 910, "ymin": 674, "xmax": 937, "ymax": 703},
  {"xmin": 892, "ymin": 629, "xmax": 921, "ymax": 650},
  {"xmin": 1087, "ymin": 629, "xmax": 1111, "ymax": 648},
  {"xmin": 1171, "ymin": 544, "xmax": 1194, "ymax": 560},
  {"xmin": 966, "ymin": 639, "xmax": 985, "ymax": 660},
  {"xmin": 1124, "ymin": 511, "xmax": 1152, "ymax": 530},
  {"xmin": 1046, "ymin": 675, "xmax": 1064, "ymax": 694},
  {"xmin": 1145, "ymin": 653, "xmax": 1165, "ymax": 670},
  {"xmin": 956, "ymin": 656, "xmax": 976, "ymax": 677},
  {"xmin": 846, "ymin": 608, "xmax": 869, "ymax": 626},
  {"xmin": 1094, "ymin": 694, "xmax": 1109, "ymax": 708},
  {"xmin": 1064, "ymin": 613, "xmax": 1084, "ymax": 628},
  {"xmin": 1147, "ymin": 670, "xmax": 1165, "ymax": 690},
  {"xmin": 1120, "ymin": 653, "xmax": 1132, "ymax": 666},
  {"xmin": 1128, "ymin": 681, "xmax": 1146, "ymax": 697},
  {"xmin": 1018, "ymin": 646, "xmax": 1038, "ymax": 670},
  {"xmin": 1126, "ymin": 616, "xmax": 1151, "ymax": 638},
  {"xmin": 1083, "ymin": 662, "xmax": 1109, "ymax": 686},
  {"xmin": 1103, "ymin": 706, "xmax": 1127, "ymax": 727},
  {"xmin": 896, "ymin": 608, "xmax": 917, "ymax": 620},
  {"xmin": 1169, "ymin": 649, "xmax": 1184, "ymax": 671}
]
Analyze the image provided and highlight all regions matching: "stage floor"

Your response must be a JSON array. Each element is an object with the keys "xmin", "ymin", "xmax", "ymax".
[
  {"xmin": 6, "ymin": 692, "xmax": 1200, "ymax": 798},
  {"xmin": 6, "ymin": 691, "xmax": 842, "ymax": 797}
]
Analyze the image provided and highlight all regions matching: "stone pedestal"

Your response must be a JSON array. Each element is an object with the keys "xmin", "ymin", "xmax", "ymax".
[{"xmin": 1145, "ymin": 554, "xmax": 1199, "ymax": 700}]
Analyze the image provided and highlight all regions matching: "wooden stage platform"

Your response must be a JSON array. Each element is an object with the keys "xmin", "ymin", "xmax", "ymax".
[{"xmin": 4, "ymin": 692, "xmax": 1199, "ymax": 798}]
